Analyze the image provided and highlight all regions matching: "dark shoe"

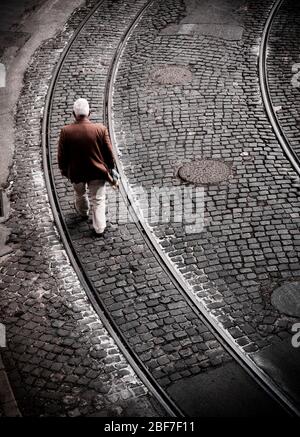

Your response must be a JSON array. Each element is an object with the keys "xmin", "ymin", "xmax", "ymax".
[
  {"xmin": 74, "ymin": 203, "xmax": 89, "ymax": 219},
  {"xmin": 93, "ymin": 228, "xmax": 106, "ymax": 237}
]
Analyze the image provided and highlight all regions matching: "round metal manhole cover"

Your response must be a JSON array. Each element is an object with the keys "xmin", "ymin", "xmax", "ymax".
[
  {"xmin": 178, "ymin": 159, "xmax": 232, "ymax": 185},
  {"xmin": 271, "ymin": 282, "xmax": 300, "ymax": 317},
  {"xmin": 151, "ymin": 65, "xmax": 192, "ymax": 85}
]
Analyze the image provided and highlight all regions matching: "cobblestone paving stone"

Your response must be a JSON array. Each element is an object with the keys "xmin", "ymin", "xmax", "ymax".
[
  {"xmin": 0, "ymin": 0, "xmax": 164, "ymax": 417},
  {"xmin": 112, "ymin": 0, "xmax": 300, "ymax": 354},
  {"xmin": 49, "ymin": 0, "xmax": 233, "ymax": 390},
  {"xmin": 267, "ymin": 0, "xmax": 300, "ymax": 158}
]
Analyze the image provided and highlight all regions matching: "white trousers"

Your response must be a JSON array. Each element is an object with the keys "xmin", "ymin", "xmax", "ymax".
[{"xmin": 73, "ymin": 179, "xmax": 106, "ymax": 233}]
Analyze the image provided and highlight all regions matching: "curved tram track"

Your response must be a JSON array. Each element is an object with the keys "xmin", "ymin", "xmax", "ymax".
[
  {"xmin": 259, "ymin": 0, "xmax": 300, "ymax": 178},
  {"xmin": 42, "ymin": 0, "xmax": 299, "ymax": 416}
]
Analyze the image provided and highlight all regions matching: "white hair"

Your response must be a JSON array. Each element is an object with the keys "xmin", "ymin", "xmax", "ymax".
[{"xmin": 73, "ymin": 98, "xmax": 90, "ymax": 117}]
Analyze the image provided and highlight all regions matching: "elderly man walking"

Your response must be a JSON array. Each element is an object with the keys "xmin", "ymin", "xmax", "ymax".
[{"xmin": 58, "ymin": 98, "xmax": 117, "ymax": 235}]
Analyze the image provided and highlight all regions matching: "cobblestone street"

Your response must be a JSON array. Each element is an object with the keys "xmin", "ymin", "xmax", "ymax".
[
  {"xmin": 0, "ymin": 0, "xmax": 300, "ymax": 418},
  {"xmin": 50, "ymin": 0, "xmax": 233, "ymax": 389},
  {"xmin": 112, "ymin": 0, "xmax": 300, "ymax": 354},
  {"xmin": 0, "ymin": 0, "xmax": 164, "ymax": 417}
]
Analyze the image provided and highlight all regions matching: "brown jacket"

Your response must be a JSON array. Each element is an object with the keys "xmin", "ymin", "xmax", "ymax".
[{"xmin": 57, "ymin": 119, "xmax": 115, "ymax": 184}]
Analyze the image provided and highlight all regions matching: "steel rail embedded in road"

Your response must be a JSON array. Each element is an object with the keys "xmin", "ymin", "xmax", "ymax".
[
  {"xmin": 42, "ymin": 0, "xmax": 183, "ymax": 419},
  {"xmin": 105, "ymin": 0, "xmax": 300, "ymax": 417},
  {"xmin": 259, "ymin": 0, "xmax": 300, "ymax": 178}
]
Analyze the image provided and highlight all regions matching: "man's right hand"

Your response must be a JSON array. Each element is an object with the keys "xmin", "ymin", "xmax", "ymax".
[
  {"xmin": 108, "ymin": 173, "xmax": 118, "ymax": 188},
  {"xmin": 112, "ymin": 179, "xmax": 119, "ymax": 189}
]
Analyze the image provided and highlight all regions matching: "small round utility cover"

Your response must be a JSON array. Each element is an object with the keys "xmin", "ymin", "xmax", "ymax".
[
  {"xmin": 271, "ymin": 282, "xmax": 300, "ymax": 317},
  {"xmin": 178, "ymin": 159, "xmax": 232, "ymax": 185},
  {"xmin": 151, "ymin": 65, "xmax": 192, "ymax": 85}
]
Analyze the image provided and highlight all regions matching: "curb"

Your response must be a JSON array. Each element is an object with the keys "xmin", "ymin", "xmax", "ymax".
[{"xmin": 0, "ymin": 353, "xmax": 22, "ymax": 417}]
